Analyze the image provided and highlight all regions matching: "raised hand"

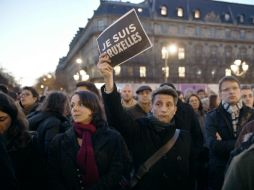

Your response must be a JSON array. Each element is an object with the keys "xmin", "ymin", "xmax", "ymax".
[{"xmin": 97, "ymin": 52, "xmax": 114, "ymax": 93}]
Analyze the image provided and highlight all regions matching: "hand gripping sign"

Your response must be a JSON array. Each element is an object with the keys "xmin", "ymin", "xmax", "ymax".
[{"xmin": 97, "ymin": 9, "xmax": 152, "ymax": 67}]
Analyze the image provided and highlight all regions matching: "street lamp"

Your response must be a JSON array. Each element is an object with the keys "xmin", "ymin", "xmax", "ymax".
[
  {"xmin": 161, "ymin": 44, "xmax": 177, "ymax": 82},
  {"xmin": 73, "ymin": 69, "xmax": 90, "ymax": 82},
  {"xmin": 230, "ymin": 59, "xmax": 249, "ymax": 76}
]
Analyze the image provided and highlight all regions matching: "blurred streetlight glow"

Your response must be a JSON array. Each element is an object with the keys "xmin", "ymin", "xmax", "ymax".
[{"xmin": 76, "ymin": 58, "xmax": 82, "ymax": 64}]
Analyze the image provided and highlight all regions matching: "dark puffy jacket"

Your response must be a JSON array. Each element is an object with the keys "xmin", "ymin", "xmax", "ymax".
[{"xmin": 28, "ymin": 111, "xmax": 70, "ymax": 157}]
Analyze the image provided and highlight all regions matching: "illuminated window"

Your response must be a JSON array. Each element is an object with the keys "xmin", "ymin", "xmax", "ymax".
[
  {"xmin": 162, "ymin": 66, "xmax": 169, "ymax": 78},
  {"xmin": 194, "ymin": 10, "xmax": 201, "ymax": 19},
  {"xmin": 127, "ymin": 67, "xmax": 133, "ymax": 76},
  {"xmin": 178, "ymin": 67, "xmax": 185, "ymax": 78},
  {"xmin": 114, "ymin": 66, "xmax": 121, "ymax": 76},
  {"xmin": 140, "ymin": 66, "xmax": 146, "ymax": 77},
  {"xmin": 161, "ymin": 6, "xmax": 168, "ymax": 16},
  {"xmin": 224, "ymin": 13, "xmax": 230, "ymax": 21},
  {"xmin": 225, "ymin": 69, "xmax": 232, "ymax": 76},
  {"xmin": 178, "ymin": 47, "xmax": 185, "ymax": 60},
  {"xmin": 177, "ymin": 8, "xmax": 184, "ymax": 17},
  {"xmin": 238, "ymin": 14, "xmax": 244, "ymax": 23},
  {"xmin": 97, "ymin": 20, "xmax": 105, "ymax": 30}
]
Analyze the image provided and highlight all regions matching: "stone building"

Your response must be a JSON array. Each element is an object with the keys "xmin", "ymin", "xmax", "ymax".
[{"xmin": 55, "ymin": 0, "xmax": 254, "ymax": 92}]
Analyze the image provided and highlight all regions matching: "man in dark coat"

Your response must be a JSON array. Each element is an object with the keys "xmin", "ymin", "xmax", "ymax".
[
  {"xmin": 160, "ymin": 83, "xmax": 204, "ymax": 189},
  {"xmin": 205, "ymin": 76, "xmax": 254, "ymax": 190},
  {"xmin": 97, "ymin": 53, "xmax": 192, "ymax": 190}
]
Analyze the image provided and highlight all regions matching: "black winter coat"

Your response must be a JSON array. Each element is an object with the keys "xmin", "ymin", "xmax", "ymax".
[
  {"xmin": 47, "ymin": 125, "xmax": 130, "ymax": 190},
  {"xmin": 5, "ymin": 131, "xmax": 43, "ymax": 190},
  {"xmin": 0, "ymin": 135, "xmax": 18, "ymax": 190},
  {"xmin": 205, "ymin": 103, "xmax": 254, "ymax": 190},
  {"xmin": 102, "ymin": 85, "xmax": 192, "ymax": 190},
  {"xmin": 28, "ymin": 111, "xmax": 70, "ymax": 157},
  {"xmin": 126, "ymin": 104, "xmax": 148, "ymax": 120}
]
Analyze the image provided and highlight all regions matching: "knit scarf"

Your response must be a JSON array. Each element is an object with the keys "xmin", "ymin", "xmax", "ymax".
[
  {"xmin": 147, "ymin": 113, "xmax": 175, "ymax": 132},
  {"xmin": 222, "ymin": 100, "xmax": 243, "ymax": 137},
  {"xmin": 73, "ymin": 122, "xmax": 99, "ymax": 188}
]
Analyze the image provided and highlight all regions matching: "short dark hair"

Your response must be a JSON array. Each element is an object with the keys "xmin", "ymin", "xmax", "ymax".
[
  {"xmin": 241, "ymin": 85, "xmax": 252, "ymax": 91},
  {"xmin": 197, "ymin": 89, "xmax": 205, "ymax": 94},
  {"xmin": 22, "ymin": 86, "xmax": 39, "ymax": 100},
  {"xmin": 76, "ymin": 81, "xmax": 100, "ymax": 98},
  {"xmin": 72, "ymin": 91, "xmax": 106, "ymax": 127},
  {"xmin": 152, "ymin": 86, "xmax": 178, "ymax": 105},
  {"xmin": 218, "ymin": 76, "xmax": 240, "ymax": 92}
]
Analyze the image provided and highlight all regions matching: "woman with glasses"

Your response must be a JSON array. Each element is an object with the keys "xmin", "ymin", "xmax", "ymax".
[{"xmin": 19, "ymin": 86, "xmax": 39, "ymax": 116}]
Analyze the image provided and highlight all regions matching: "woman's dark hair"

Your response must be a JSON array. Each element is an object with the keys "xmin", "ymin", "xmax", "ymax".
[
  {"xmin": 38, "ymin": 91, "xmax": 69, "ymax": 115},
  {"xmin": 22, "ymin": 86, "xmax": 39, "ymax": 102},
  {"xmin": 209, "ymin": 94, "xmax": 219, "ymax": 110},
  {"xmin": 0, "ymin": 92, "xmax": 31, "ymax": 148},
  {"xmin": 72, "ymin": 91, "xmax": 106, "ymax": 127},
  {"xmin": 187, "ymin": 94, "xmax": 205, "ymax": 115}
]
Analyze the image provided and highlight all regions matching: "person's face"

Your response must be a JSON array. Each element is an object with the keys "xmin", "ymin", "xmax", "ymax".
[
  {"xmin": 219, "ymin": 81, "xmax": 241, "ymax": 105},
  {"xmin": 241, "ymin": 89, "xmax": 254, "ymax": 108},
  {"xmin": 0, "ymin": 111, "xmax": 11, "ymax": 134},
  {"xmin": 178, "ymin": 94, "xmax": 185, "ymax": 102},
  {"xmin": 20, "ymin": 90, "xmax": 37, "ymax": 108},
  {"xmin": 121, "ymin": 86, "xmax": 133, "ymax": 101},
  {"xmin": 197, "ymin": 91, "xmax": 206, "ymax": 100},
  {"xmin": 189, "ymin": 96, "xmax": 200, "ymax": 110},
  {"xmin": 137, "ymin": 90, "xmax": 151, "ymax": 104},
  {"xmin": 71, "ymin": 94, "xmax": 92, "ymax": 124},
  {"xmin": 151, "ymin": 94, "xmax": 177, "ymax": 123}
]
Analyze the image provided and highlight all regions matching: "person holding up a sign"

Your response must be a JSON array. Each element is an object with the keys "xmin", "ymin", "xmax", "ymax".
[{"xmin": 97, "ymin": 53, "xmax": 192, "ymax": 190}]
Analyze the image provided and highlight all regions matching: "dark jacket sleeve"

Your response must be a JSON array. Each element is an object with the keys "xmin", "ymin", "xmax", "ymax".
[
  {"xmin": 205, "ymin": 112, "xmax": 235, "ymax": 160},
  {"xmin": 101, "ymin": 84, "xmax": 139, "ymax": 148}
]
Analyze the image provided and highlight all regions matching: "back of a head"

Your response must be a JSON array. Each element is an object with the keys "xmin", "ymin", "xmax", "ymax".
[
  {"xmin": 39, "ymin": 91, "xmax": 69, "ymax": 115},
  {"xmin": 76, "ymin": 81, "xmax": 100, "ymax": 98}
]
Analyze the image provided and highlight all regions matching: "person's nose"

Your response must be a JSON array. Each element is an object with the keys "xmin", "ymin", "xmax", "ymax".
[{"xmin": 161, "ymin": 104, "xmax": 168, "ymax": 112}]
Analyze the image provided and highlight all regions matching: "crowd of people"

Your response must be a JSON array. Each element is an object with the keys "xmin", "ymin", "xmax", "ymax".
[{"xmin": 0, "ymin": 53, "xmax": 254, "ymax": 190}]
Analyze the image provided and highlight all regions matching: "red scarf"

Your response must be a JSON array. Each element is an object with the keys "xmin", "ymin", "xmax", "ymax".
[{"xmin": 73, "ymin": 122, "xmax": 99, "ymax": 188}]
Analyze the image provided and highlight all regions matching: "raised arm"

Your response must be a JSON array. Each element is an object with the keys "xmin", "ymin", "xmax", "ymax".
[{"xmin": 97, "ymin": 53, "xmax": 139, "ymax": 148}]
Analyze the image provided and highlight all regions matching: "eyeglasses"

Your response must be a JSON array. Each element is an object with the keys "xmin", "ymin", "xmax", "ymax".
[{"xmin": 20, "ymin": 92, "xmax": 32, "ymax": 97}]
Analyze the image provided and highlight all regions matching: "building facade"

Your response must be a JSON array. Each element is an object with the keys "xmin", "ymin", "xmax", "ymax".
[{"xmin": 55, "ymin": 0, "xmax": 254, "ymax": 92}]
